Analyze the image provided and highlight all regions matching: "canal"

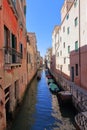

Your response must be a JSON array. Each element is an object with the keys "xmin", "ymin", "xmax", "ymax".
[{"xmin": 10, "ymin": 70, "xmax": 77, "ymax": 130}]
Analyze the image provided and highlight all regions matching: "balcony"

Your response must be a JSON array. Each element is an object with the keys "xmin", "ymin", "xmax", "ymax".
[{"xmin": 4, "ymin": 47, "xmax": 22, "ymax": 69}]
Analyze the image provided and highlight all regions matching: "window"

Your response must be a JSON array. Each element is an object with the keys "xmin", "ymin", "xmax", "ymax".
[
  {"xmin": 63, "ymin": 42, "xmax": 65, "ymax": 48},
  {"xmin": 4, "ymin": 25, "xmax": 10, "ymax": 47},
  {"xmin": 74, "ymin": 0, "xmax": 77, "ymax": 8},
  {"xmin": 75, "ymin": 64, "xmax": 78, "ymax": 76},
  {"xmin": 67, "ymin": 27, "xmax": 70, "ymax": 34},
  {"xmin": 11, "ymin": 34, "xmax": 17, "ymax": 63},
  {"xmin": 64, "ymin": 58, "xmax": 66, "ymax": 64},
  {"xmin": 12, "ymin": 34, "xmax": 17, "ymax": 49},
  {"xmin": 66, "ymin": 14, "xmax": 69, "ymax": 20},
  {"xmin": 63, "ymin": 26, "xmax": 65, "ymax": 32},
  {"xmin": 57, "ymin": 52, "xmax": 59, "ymax": 57},
  {"xmin": 75, "ymin": 17, "xmax": 78, "ymax": 27},
  {"xmin": 75, "ymin": 41, "xmax": 78, "ymax": 51},
  {"xmin": 20, "ymin": 43, "xmax": 23, "ymax": 58},
  {"xmin": 24, "ymin": 5, "xmax": 26, "ymax": 16},
  {"xmin": 68, "ymin": 46, "xmax": 70, "ymax": 53}
]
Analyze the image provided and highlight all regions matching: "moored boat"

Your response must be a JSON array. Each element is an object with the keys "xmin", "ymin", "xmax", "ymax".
[
  {"xmin": 49, "ymin": 83, "xmax": 60, "ymax": 93},
  {"xmin": 37, "ymin": 72, "xmax": 41, "ymax": 80},
  {"xmin": 58, "ymin": 91, "xmax": 72, "ymax": 103},
  {"xmin": 37, "ymin": 75, "xmax": 41, "ymax": 80},
  {"xmin": 45, "ymin": 70, "xmax": 52, "ymax": 79},
  {"xmin": 46, "ymin": 74, "xmax": 52, "ymax": 79},
  {"xmin": 47, "ymin": 79, "xmax": 54, "ymax": 85},
  {"xmin": 45, "ymin": 69, "xmax": 49, "ymax": 75}
]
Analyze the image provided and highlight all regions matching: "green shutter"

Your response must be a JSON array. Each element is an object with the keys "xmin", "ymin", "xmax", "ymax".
[
  {"xmin": 75, "ymin": 41, "xmax": 78, "ymax": 51},
  {"xmin": 66, "ymin": 14, "xmax": 69, "ymax": 20},
  {"xmin": 74, "ymin": 0, "xmax": 77, "ymax": 8},
  {"xmin": 67, "ymin": 27, "xmax": 70, "ymax": 34},
  {"xmin": 75, "ymin": 17, "xmax": 78, "ymax": 26},
  {"xmin": 68, "ymin": 46, "xmax": 70, "ymax": 53}
]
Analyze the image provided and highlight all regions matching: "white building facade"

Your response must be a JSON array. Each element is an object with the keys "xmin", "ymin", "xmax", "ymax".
[
  {"xmin": 53, "ymin": 0, "xmax": 79, "ymax": 79},
  {"xmin": 52, "ymin": 0, "xmax": 87, "ymax": 88}
]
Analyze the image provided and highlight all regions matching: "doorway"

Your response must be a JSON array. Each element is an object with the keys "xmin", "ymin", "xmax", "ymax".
[{"xmin": 71, "ymin": 67, "xmax": 74, "ymax": 82}]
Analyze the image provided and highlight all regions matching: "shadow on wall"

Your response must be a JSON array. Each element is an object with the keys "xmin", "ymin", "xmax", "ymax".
[{"xmin": 70, "ymin": 45, "xmax": 87, "ymax": 89}]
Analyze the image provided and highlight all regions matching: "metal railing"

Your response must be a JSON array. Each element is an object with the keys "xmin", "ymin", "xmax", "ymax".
[
  {"xmin": 78, "ymin": 100, "xmax": 87, "ymax": 112},
  {"xmin": 4, "ymin": 47, "xmax": 22, "ymax": 64},
  {"xmin": 75, "ymin": 112, "xmax": 87, "ymax": 130}
]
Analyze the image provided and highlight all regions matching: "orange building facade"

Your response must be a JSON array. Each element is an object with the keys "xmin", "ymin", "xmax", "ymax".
[{"xmin": 0, "ymin": 0, "xmax": 27, "ymax": 129}]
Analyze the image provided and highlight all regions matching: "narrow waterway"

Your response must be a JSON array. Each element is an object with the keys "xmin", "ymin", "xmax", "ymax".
[{"xmin": 10, "ymin": 70, "xmax": 77, "ymax": 130}]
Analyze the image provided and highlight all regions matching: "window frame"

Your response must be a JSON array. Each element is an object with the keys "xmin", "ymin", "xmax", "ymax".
[
  {"xmin": 74, "ymin": 17, "xmax": 78, "ymax": 27},
  {"xmin": 68, "ymin": 45, "xmax": 70, "ymax": 53},
  {"xmin": 67, "ymin": 27, "xmax": 70, "ymax": 35},
  {"xmin": 74, "ymin": 0, "xmax": 77, "ymax": 8},
  {"xmin": 75, "ymin": 64, "xmax": 78, "ymax": 76},
  {"xmin": 75, "ymin": 41, "xmax": 78, "ymax": 51},
  {"xmin": 63, "ymin": 42, "xmax": 65, "ymax": 48}
]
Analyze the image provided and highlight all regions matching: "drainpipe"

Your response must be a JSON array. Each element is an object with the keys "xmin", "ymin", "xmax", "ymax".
[{"xmin": 79, "ymin": 0, "xmax": 81, "ymax": 86}]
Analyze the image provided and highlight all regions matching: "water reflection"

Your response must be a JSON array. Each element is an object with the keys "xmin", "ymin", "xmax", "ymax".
[
  {"xmin": 10, "ymin": 70, "xmax": 76, "ymax": 130},
  {"xmin": 10, "ymin": 76, "xmax": 38, "ymax": 130}
]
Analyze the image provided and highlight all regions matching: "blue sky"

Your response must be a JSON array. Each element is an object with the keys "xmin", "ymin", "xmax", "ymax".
[{"xmin": 26, "ymin": 0, "xmax": 64, "ymax": 57}]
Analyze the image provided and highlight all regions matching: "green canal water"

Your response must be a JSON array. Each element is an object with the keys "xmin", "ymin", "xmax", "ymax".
[{"xmin": 10, "ymin": 70, "xmax": 77, "ymax": 130}]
